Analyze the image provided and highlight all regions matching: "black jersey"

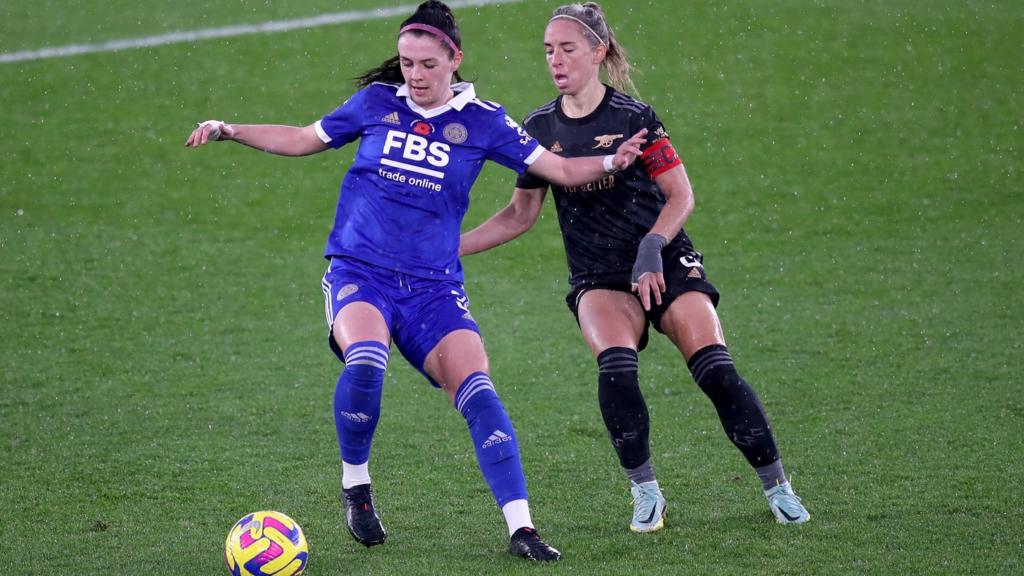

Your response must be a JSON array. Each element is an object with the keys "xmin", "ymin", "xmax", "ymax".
[{"xmin": 516, "ymin": 86, "xmax": 699, "ymax": 288}]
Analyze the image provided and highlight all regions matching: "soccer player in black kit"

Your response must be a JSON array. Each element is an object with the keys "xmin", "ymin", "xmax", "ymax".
[{"xmin": 461, "ymin": 2, "xmax": 809, "ymax": 531}]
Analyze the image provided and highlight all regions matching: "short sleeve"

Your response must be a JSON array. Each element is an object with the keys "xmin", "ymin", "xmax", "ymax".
[
  {"xmin": 514, "ymin": 115, "xmax": 549, "ymax": 189},
  {"xmin": 484, "ymin": 109, "xmax": 544, "ymax": 174},
  {"xmin": 640, "ymin": 106, "xmax": 671, "ymax": 149},
  {"xmin": 515, "ymin": 170, "xmax": 548, "ymax": 190},
  {"xmin": 315, "ymin": 88, "xmax": 369, "ymax": 149}
]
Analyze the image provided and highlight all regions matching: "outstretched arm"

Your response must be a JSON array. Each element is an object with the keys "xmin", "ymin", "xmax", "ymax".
[
  {"xmin": 460, "ymin": 187, "xmax": 547, "ymax": 257},
  {"xmin": 185, "ymin": 121, "xmax": 329, "ymax": 157},
  {"xmin": 526, "ymin": 129, "xmax": 647, "ymax": 187}
]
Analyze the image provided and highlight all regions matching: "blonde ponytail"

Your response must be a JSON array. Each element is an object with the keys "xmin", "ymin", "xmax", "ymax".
[{"xmin": 551, "ymin": 2, "xmax": 638, "ymax": 96}]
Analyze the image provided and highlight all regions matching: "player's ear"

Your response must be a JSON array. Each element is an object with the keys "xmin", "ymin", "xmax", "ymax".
[
  {"xmin": 592, "ymin": 43, "xmax": 607, "ymax": 65},
  {"xmin": 451, "ymin": 49, "xmax": 464, "ymax": 72}
]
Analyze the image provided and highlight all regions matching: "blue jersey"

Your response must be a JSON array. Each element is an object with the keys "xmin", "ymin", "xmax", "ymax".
[{"xmin": 315, "ymin": 82, "xmax": 543, "ymax": 281}]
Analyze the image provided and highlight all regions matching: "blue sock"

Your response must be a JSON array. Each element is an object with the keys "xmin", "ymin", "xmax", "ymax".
[
  {"xmin": 334, "ymin": 341, "xmax": 389, "ymax": 465},
  {"xmin": 454, "ymin": 372, "xmax": 528, "ymax": 507}
]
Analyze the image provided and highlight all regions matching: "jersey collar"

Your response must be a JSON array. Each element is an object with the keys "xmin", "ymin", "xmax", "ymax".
[{"xmin": 397, "ymin": 82, "xmax": 476, "ymax": 118}]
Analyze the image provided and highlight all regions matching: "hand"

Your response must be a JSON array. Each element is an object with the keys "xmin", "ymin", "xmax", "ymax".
[
  {"xmin": 630, "ymin": 233, "xmax": 667, "ymax": 311},
  {"xmin": 632, "ymin": 271, "xmax": 666, "ymax": 311},
  {"xmin": 610, "ymin": 128, "xmax": 648, "ymax": 171},
  {"xmin": 185, "ymin": 120, "xmax": 234, "ymax": 147}
]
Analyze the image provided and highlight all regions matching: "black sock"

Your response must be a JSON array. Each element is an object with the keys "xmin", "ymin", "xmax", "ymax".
[
  {"xmin": 597, "ymin": 347, "xmax": 651, "ymax": 470},
  {"xmin": 688, "ymin": 344, "xmax": 780, "ymax": 469}
]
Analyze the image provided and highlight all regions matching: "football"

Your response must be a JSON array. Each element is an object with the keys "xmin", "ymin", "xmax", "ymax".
[{"xmin": 224, "ymin": 511, "xmax": 308, "ymax": 576}]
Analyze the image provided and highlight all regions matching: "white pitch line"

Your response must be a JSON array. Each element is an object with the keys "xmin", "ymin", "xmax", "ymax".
[{"xmin": 0, "ymin": 0, "xmax": 523, "ymax": 65}]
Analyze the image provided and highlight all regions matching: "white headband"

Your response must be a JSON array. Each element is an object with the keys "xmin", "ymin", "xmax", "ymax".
[{"xmin": 549, "ymin": 14, "xmax": 607, "ymax": 46}]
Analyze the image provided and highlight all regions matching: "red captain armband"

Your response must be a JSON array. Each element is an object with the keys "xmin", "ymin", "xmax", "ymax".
[{"xmin": 641, "ymin": 137, "xmax": 682, "ymax": 179}]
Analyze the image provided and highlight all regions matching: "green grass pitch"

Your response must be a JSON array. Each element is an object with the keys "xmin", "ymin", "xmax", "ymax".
[{"xmin": 1, "ymin": 1, "xmax": 1021, "ymax": 574}]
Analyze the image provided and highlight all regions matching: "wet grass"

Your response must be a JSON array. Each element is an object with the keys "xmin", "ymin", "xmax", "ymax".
[{"xmin": 1, "ymin": 0, "xmax": 1021, "ymax": 574}]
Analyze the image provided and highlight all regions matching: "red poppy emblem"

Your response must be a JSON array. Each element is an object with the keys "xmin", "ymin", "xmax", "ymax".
[{"xmin": 412, "ymin": 120, "xmax": 433, "ymax": 136}]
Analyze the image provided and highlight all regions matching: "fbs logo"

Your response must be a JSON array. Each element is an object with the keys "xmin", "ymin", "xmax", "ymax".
[
  {"xmin": 383, "ymin": 129, "xmax": 450, "ymax": 167},
  {"xmin": 592, "ymin": 133, "xmax": 624, "ymax": 149},
  {"xmin": 482, "ymin": 429, "xmax": 512, "ymax": 449}
]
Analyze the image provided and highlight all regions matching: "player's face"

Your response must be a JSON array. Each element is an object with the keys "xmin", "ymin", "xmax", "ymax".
[
  {"xmin": 398, "ymin": 33, "xmax": 463, "ymax": 109},
  {"xmin": 543, "ymin": 19, "xmax": 605, "ymax": 95}
]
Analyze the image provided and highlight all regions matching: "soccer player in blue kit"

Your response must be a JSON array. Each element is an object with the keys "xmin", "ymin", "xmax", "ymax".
[{"xmin": 185, "ymin": 0, "xmax": 647, "ymax": 562}]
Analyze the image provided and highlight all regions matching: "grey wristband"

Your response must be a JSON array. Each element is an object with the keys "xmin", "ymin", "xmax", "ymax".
[{"xmin": 631, "ymin": 233, "xmax": 667, "ymax": 283}]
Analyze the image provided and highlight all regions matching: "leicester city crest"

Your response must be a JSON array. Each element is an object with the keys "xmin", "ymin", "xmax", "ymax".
[{"xmin": 443, "ymin": 122, "xmax": 468, "ymax": 144}]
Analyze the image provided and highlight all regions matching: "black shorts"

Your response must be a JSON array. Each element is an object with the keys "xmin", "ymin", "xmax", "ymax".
[{"xmin": 565, "ymin": 247, "xmax": 720, "ymax": 352}]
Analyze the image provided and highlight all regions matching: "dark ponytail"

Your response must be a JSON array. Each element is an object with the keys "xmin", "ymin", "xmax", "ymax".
[{"xmin": 356, "ymin": 0, "xmax": 465, "ymax": 87}]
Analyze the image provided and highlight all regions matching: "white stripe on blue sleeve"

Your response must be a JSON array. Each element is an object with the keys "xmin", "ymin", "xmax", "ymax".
[
  {"xmin": 523, "ymin": 145, "xmax": 545, "ymax": 166},
  {"xmin": 314, "ymin": 119, "xmax": 331, "ymax": 144}
]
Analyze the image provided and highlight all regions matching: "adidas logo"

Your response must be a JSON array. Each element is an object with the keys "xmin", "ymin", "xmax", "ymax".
[
  {"xmin": 687, "ymin": 267, "xmax": 701, "ymax": 279},
  {"xmin": 340, "ymin": 411, "xmax": 371, "ymax": 423},
  {"xmin": 482, "ymin": 429, "xmax": 512, "ymax": 449},
  {"xmin": 550, "ymin": 141, "xmax": 563, "ymax": 153},
  {"xmin": 382, "ymin": 111, "xmax": 400, "ymax": 125}
]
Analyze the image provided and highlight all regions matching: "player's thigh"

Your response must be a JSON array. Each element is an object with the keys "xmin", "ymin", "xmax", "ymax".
[
  {"xmin": 423, "ymin": 329, "xmax": 490, "ymax": 403},
  {"xmin": 577, "ymin": 289, "xmax": 646, "ymax": 356},
  {"xmin": 659, "ymin": 291, "xmax": 725, "ymax": 361},
  {"xmin": 332, "ymin": 301, "xmax": 391, "ymax": 353}
]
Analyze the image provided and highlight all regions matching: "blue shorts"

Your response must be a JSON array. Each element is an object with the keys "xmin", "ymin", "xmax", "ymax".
[{"xmin": 320, "ymin": 256, "xmax": 480, "ymax": 387}]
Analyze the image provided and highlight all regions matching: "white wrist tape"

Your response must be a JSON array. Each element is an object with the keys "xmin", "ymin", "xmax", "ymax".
[
  {"xmin": 198, "ymin": 120, "xmax": 225, "ymax": 141},
  {"xmin": 602, "ymin": 154, "xmax": 617, "ymax": 173}
]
